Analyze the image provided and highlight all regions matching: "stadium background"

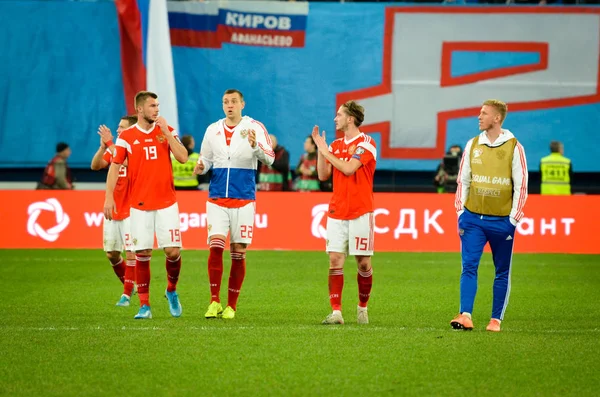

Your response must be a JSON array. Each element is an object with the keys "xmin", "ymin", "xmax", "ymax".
[
  {"xmin": 1, "ymin": 0, "xmax": 599, "ymax": 192},
  {"xmin": 0, "ymin": 0, "xmax": 598, "ymax": 252},
  {"xmin": 1, "ymin": 1, "xmax": 599, "ymax": 396}
]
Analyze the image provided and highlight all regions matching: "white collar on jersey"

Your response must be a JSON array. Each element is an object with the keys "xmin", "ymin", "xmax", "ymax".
[
  {"xmin": 134, "ymin": 123, "xmax": 156, "ymax": 135},
  {"xmin": 343, "ymin": 132, "xmax": 364, "ymax": 145}
]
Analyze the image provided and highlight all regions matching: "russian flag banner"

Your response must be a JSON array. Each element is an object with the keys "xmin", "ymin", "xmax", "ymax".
[
  {"xmin": 116, "ymin": 0, "xmax": 179, "ymax": 131},
  {"xmin": 168, "ymin": 0, "xmax": 309, "ymax": 49}
]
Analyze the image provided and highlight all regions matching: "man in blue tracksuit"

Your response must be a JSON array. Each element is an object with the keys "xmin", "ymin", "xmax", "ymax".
[{"xmin": 451, "ymin": 99, "xmax": 529, "ymax": 332}]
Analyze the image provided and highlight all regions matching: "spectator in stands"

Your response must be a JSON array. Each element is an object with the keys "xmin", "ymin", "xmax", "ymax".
[
  {"xmin": 37, "ymin": 142, "xmax": 73, "ymax": 190},
  {"xmin": 540, "ymin": 140, "xmax": 572, "ymax": 195},
  {"xmin": 294, "ymin": 135, "xmax": 320, "ymax": 192},
  {"xmin": 258, "ymin": 134, "xmax": 291, "ymax": 191},
  {"xmin": 172, "ymin": 135, "xmax": 203, "ymax": 190},
  {"xmin": 434, "ymin": 144, "xmax": 462, "ymax": 193}
]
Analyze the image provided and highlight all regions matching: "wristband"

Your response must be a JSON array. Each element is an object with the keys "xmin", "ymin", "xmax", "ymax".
[{"xmin": 105, "ymin": 140, "xmax": 114, "ymax": 147}]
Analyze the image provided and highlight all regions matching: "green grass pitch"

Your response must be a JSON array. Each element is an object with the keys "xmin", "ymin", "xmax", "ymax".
[{"xmin": 0, "ymin": 250, "xmax": 598, "ymax": 396}]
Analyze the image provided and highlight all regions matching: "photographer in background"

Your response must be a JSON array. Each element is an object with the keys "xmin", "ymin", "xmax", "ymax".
[
  {"xmin": 37, "ymin": 142, "xmax": 73, "ymax": 190},
  {"xmin": 434, "ymin": 144, "xmax": 462, "ymax": 193}
]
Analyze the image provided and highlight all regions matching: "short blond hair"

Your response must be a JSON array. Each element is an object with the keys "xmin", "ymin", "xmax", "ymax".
[
  {"xmin": 341, "ymin": 100, "xmax": 365, "ymax": 127},
  {"xmin": 483, "ymin": 99, "xmax": 507, "ymax": 124}
]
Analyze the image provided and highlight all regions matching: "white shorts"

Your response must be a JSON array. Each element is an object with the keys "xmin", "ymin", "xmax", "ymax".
[
  {"xmin": 326, "ymin": 212, "xmax": 374, "ymax": 256},
  {"xmin": 206, "ymin": 201, "xmax": 255, "ymax": 245},
  {"xmin": 103, "ymin": 217, "xmax": 133, "ymax": 252},
  {"xmin": 130, "ymin": 203, "xmax": 182, "ymax": 251}
]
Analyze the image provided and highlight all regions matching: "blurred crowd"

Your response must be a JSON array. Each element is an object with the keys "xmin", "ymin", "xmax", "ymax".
[
  {"xmin": 244, "ymin": 0, "xmax": 600, "ymax": 4},
  {"xmin": 176, "ymin": 0, "xmax": 600, "ymax": 3}
]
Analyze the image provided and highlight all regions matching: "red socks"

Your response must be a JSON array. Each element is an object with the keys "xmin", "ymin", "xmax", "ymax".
[
  {"xmin": 228, "ymin": 252, "xmax": 246, "ymax": 311},
  {"xmin": 328, "ymin": 267, "xmax": 373, "ymax": 310},
  {"xmin": 166, "ymin": 255, "xmax": 181, "ymax": 292},
  {"xmin": 357, "ymin": 267, "xmax": 373, "ymax": 308},
  {"xmin": 110, "ymin": 257, "xmax": 125, "ymax": 283},
  {"xmin": 328, "ymin": 268, "xmax": 344, "ymax": 311},
  {"xmin": 135, "ymin": 254, "xmax": 151, "ymax": 307},
  {"xmin": 123, "ymin": 259, "xmax": 136, "ymax": 297},
  {"xmin": 208, "ymin": 239, "xmax": 246, "ymax": 310},
  {"xmin": 208, "ymin": 238, "xmax": 225, "ymax": 302}
]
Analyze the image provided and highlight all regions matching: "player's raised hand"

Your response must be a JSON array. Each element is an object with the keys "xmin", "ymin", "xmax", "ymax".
[
  {"xmin": 98, "ymin": 125, "xmax": 114, "ymax": 146},
  {"xmin": 311, "ymin": 125, "xmax": 329, "ymax": 156},
  {"xmin": 103, "ymin": 196, "xmax": 116, "ymax": 221},
  {"xmin": 311, "ymin": 125, "xmax": 320, "ymax": 140},
  {"xmin": 156, "ymin": 116, "xmax": 169, "ymax": 133},
  {"xmin": 247, "ymin": 129, "xmax": 257, "ymax": 148},
  {"xmin": 193, "ymin": 160, "xmax": 205, "ymax": 175}
]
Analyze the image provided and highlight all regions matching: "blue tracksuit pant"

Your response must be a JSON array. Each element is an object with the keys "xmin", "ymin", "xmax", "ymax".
[{"xmin": 458, "ymin": 208, "xmax": 516, "ymax": 320}]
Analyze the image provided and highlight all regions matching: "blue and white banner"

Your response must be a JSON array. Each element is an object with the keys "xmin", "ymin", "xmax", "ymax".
[{"xmin": 168, "ymin": 1, "xmax": 309, "ymax": 48}]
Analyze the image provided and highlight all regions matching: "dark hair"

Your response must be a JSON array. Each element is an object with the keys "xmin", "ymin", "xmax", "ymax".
[
  {"xmin": 448, "ymin": 144, "xmax": 463, "ymax": 156},
  {"xmin": 341, "ymin": 100, "xmax": 365, "ymax": 127},
  {"xmin": 181, "ymin": 135, "xmax": 194, "ymax": 148},
  {"xmin": 121, "ymin": 115, "xmax": 138, "ymax": 127},
  {"xmin": 306, "ymin": 135, "xmax": 316, "ymax": 148},
  {"xmin": 550, "ymin": 141, "xmax": 562, "ymax": 153},
  {"xmin": 134, "ymin": 91, "xmax": 158, "ymax": 109},
  {"xmin": 180, "ymin": 135, "xmax": 194, "ymax": 155},
  {"xmin": 224, "ymin": 89, "xmax": 244, "ymax": 102},
  {"xmin": 56, "ymin": 142, "xmax": 69, "ymax": 153}
]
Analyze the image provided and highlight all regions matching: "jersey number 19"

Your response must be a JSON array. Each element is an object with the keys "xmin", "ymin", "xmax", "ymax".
[{"xmin": 143, "ymin": 146, "xmax": 158, "ymax": 160}]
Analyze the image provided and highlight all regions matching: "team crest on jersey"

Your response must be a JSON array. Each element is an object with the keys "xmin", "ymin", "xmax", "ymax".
[
  {"xmin": 459, "ymin": 229, "xmax": 464, "ymax": 236},
  {"xmin": 207, "ymin": 224, "xmax": 212, "ymax": 232},
  {"xmin": 156, "ymin": 134, "xmax": 166, "ymax": 143},
  {"xmin": 133, "ymin": 238, "xmax": 138, "ymax": 245},
  {"xmin": 348, "ymin": 145, "xmax": 356, "ymax": 155},
  {"xmin": 473, "ymin": 148, "xmax": 483, "ymax": 158},
  {"xmin": 239, "ymin": 130, "xmax": 248, "ymax": 138},
  {"xmin": 496, "ymin": 150, "xmax": 506, "ymax": 160}
]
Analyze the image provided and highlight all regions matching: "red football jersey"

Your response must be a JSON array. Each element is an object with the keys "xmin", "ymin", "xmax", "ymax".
[
  {"xmin": 114, "ymin": 123, "xmax": 178, "ymax": 211},
  {"xmin": 102, "ymin": 148, "xmax": 130, "ymax": 220},
  {"xmin": 327, "ymin": 133, "xmax": 377, "ymax": 220}
]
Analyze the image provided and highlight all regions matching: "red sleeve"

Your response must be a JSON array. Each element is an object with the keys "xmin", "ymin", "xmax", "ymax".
[
  {"xmin": 102, "ymin": 149, "xmax": 112, "ymax": 164},
  {"xmin": 354, "ymin": 138, "xmax": 377, "ymax": 165},
  {"xmin": 353, "ymin": 148, "xmax": 374, "ymax": 165},
  {"xmin": 113, "ymin": 146, "xmax": 127, "ymax": 164},
  {"xmin": 325, "ymin": 141, "xmax": 337, "ymax": 165},
  {"xmin": 113, "ymin": 132, "xmax": 129, "ymax": 164}
]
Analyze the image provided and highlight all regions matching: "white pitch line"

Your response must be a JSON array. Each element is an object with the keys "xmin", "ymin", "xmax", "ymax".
[{"xmin": 0, "ymin": 326, "xmax": 598, "ymax": 333}]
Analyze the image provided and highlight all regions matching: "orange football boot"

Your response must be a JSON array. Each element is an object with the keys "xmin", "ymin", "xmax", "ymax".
[
  {"xmin": 486, "ymin": 319, "xmax": 501, "ymax": 332},
  {"xmin": 450, "ymin": 314, "xmax": 474, "ymax": 330}
]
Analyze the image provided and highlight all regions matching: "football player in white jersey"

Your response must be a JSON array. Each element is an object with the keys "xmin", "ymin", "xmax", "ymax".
[{"xmin": 194, "ymin": 89, "xmax": 275, "ymax": 320}]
